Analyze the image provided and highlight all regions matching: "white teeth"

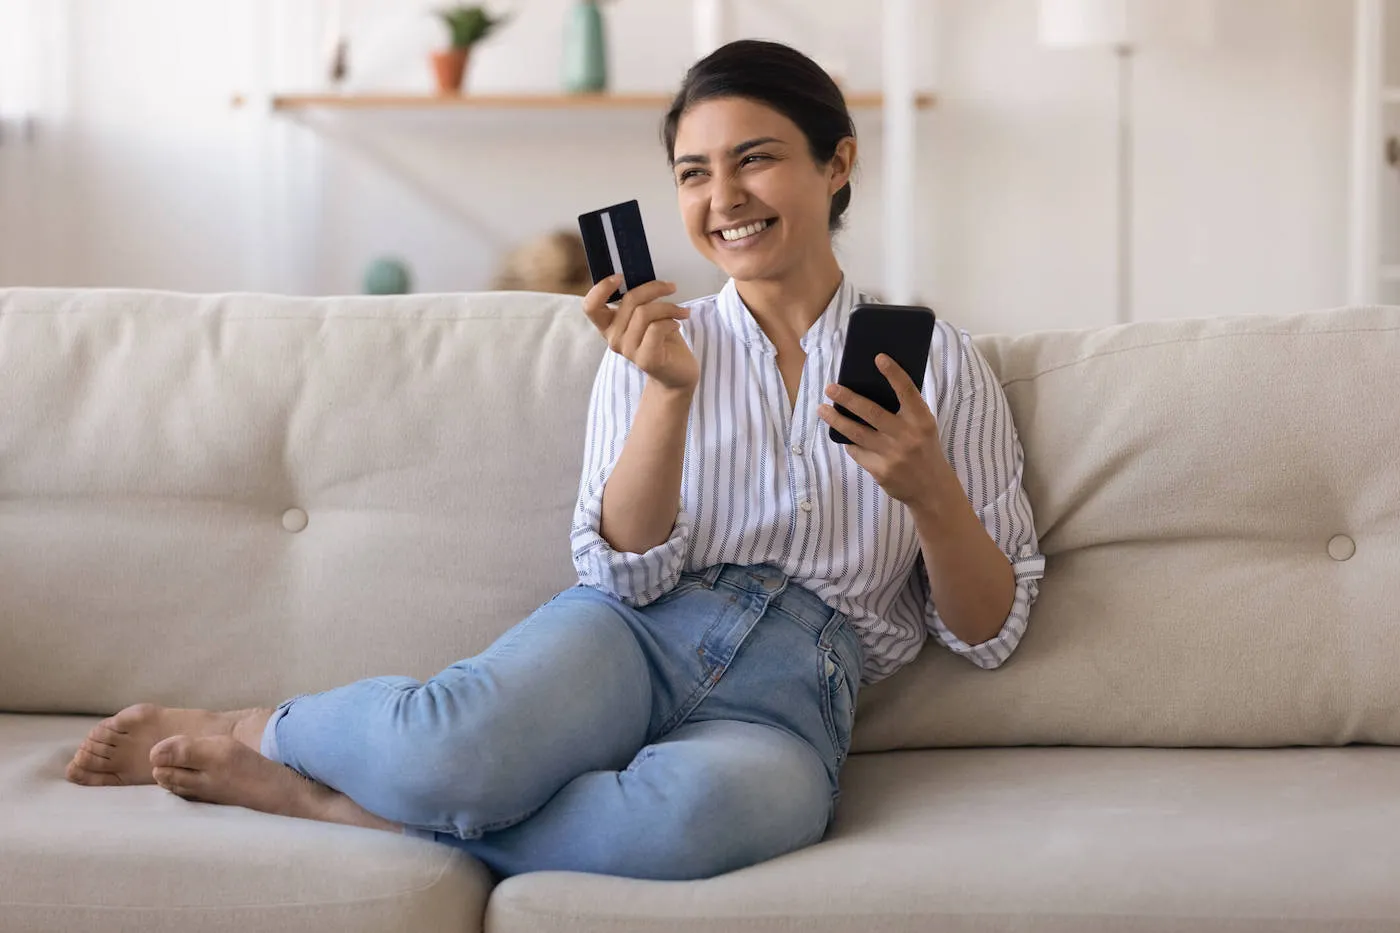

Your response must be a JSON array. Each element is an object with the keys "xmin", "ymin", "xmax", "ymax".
[{"xmin": 720, "ymin": 220, "xmax": 771, "ymax": 242}]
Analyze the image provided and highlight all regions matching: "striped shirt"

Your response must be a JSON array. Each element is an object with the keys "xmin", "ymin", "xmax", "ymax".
[{"xmin": 571, "ymin": 276, "xmax": 1045, "ymax": 684}]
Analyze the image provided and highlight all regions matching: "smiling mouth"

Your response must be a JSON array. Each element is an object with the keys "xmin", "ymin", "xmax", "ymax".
[{"xmin": 712, "ymin": 218, "xmax": 777, "ymax": 244}]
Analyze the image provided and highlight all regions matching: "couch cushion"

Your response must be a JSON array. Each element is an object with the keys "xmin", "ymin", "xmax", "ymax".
[
  {"xmin": 855, "ymin": 306, "xmax": 1400, "ymax": 750},
  {"xmin": 486, "ymin": 745, "xmax": 1400, "ymax": 933},
  {"xmin": 0, "ymin": 287, "xmax": 603, "ymax": 714},
  {"xmin": 0, "ymin": 714, "xmax": 491, "ymax": 933},
  {"xmin": 5, "ymin": 288, "xmax": 1400, "ymax": 749}
]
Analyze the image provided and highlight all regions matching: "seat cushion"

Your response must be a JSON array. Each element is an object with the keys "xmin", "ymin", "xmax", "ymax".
[
  {"xmin": 0, "ymin": 714, "xmax": 492, "ymax": 933},
  {"xmin": 487, "ymin": 745, "xmax": 1400, "ymax": 933}
]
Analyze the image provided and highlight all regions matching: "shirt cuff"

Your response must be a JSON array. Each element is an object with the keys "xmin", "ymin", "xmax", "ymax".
[
  {"xmin": 572, "ymin": 508, "xmax": 693, "ymax": 607},
  {"xmin": 927, "ymin": 548, "xmax": 1045, "ymax": 670}
]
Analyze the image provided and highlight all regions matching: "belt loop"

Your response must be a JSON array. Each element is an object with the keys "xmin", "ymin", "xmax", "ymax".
[{"xmin": 701, "ymin": 564, "xmax": 724, "ymax": 588}]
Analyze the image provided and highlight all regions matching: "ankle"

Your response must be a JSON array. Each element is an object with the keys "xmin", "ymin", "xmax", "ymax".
[{"xmin": 231, "ymin": 708, "xmax": 275, "ymax": 753}]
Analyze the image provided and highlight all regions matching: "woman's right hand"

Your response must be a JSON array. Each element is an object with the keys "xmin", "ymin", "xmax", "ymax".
[{"xmin": 582, "ymin": 276, "xmax": 699, "ymax": 392}]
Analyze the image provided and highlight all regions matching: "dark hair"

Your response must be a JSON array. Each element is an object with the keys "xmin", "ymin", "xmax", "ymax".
[{"xmin": 662, "ymin": 39, "xmax": 856, "ymax": 232}]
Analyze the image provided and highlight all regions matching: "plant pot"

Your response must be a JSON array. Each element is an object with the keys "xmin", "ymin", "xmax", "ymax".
[{"xmin": 431, "ymin": 47, "xmax": 471, "ymax": 94}]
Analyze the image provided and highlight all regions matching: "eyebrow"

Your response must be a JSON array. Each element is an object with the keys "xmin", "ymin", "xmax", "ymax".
[{"xmin": 673, "ymin": 137, "xmax": 785, "ymax": 166}]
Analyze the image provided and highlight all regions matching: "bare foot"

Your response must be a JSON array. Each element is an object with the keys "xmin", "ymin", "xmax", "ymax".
[
  {"xmin": 149, "ymin": 735, "xmax": 400, "ymax": 833},
  {"xmin": 66, "ymin": 703, "xmax": 273, "ymax": 787}
]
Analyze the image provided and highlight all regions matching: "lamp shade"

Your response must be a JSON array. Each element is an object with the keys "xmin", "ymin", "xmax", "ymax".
[
  {"xmin": 693, "ymin": 0, "xmax": 728, "ymax": 60},
  {"xmin": 1038, "ymin": 0, "xmax": 1215, "ymax": 50},
  {"xmin": 1039, "ymin": 0, "xmax": 1130, "ymax": 48}
]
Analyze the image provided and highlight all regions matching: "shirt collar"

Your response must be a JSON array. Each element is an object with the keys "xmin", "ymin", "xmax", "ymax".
[{"xmin": 716, "ymin": 275, "xmax": 858, "ymax": 354}]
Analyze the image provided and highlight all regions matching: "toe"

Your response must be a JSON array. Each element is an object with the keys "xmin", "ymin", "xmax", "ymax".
[
  {"xmin": 88, "ymin": 725, "xmax": 120, "ymax": 748},
  {"xmin": 153, "ymin": 765, "xmax": 204, "ymax": 801},
  {"xmin": 66, "ymin": 760, "xmax": 122, "ymax": 786},
  {"xmin": 80, "ymin": 738, "xmax": 113, "ymax": 761},
  {"xmin": 111, "ymin": 702, "xmax": 159, "ymax": 733},
  {"xmin": 70, "ymin": 745, "xmax": 113, "ymax": 774},
  {"xmin": 150, "ymin": 734, "xmax": 192, "ymax": 768}
]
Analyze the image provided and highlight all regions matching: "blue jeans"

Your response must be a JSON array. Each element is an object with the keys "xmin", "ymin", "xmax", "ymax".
[{"xmin": 260, "ymin": 563, "xmax": 864, "ymax": 880}]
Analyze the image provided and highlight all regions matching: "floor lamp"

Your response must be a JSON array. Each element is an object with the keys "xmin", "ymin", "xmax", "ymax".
[
  {"xmin": 1039, "ymin": 0, "xmax": 1214, "ymax": 324},
  {"xmin": 1039, "ymin": 0, "xmax": 1139, "ymax": 325}
]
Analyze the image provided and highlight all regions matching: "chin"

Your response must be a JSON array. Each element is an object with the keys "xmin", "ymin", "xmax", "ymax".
[
  {"xmin": 712, "ymin": 257, "xmax": 771, "ymax": 284},
  {"xmin": 703, "ymin": 242, "xmax": 781, "ymax": 282}
]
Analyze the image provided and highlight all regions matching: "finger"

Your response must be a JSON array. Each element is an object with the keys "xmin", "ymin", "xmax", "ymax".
[
  {"xmin": 607, "ymin": 281, "xmax": 676, "ymax": 352},
  {"xmin": 634, "ymin": 314, "xmax": 687, "ymax": 364},
  {"xmin": 877, "ymin": 354, "xmax": 928, "ymax": 415},
  {"xmin": 818, "ymin": 402, "xmax": 881, "ymax": 449},
  {"xmin": 621, "ymin": 302, "xmax": 690, "ymax": 357},
  {"xmin": 582, "ymin": 275, "xmax": 622, "ymax": 333},
  {"xmin": 823, "ymin": 383, "xmax": 898, "ymax": 435},
  {"xmin": 620, "ymin": 279, "xmax": 678, "ymax": 307}
]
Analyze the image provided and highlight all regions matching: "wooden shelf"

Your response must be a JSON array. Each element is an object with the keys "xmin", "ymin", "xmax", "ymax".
[{"xmin": 232, "ymin": 91, "xmax": 937, "ymax": 112}]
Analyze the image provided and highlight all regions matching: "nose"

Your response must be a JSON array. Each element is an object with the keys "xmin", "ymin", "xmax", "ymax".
[{"xmin": 710, "ymin": 170, "xmax": 747, "ymax": 215}]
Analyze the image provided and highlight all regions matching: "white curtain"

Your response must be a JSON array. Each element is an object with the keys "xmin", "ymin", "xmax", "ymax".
[
  {"xmin": 0, "ymin": 0, "xmax": 68, "ymax": 284},
  {"xmin": 0, "ymin": 0, "xmax": 68, "ymax": 129},
  {"xmin": 0, "ymin": 0, "xmax": 36, "ymax": 137}
]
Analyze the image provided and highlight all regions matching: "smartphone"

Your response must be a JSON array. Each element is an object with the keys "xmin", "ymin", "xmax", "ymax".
[
  {"xmin": 577, "ymin": 199, "xmax": 656, "ymax": 304},
  {"xmin": 829, "ymin": 304, "xmax": 938, "ymax": 445}
]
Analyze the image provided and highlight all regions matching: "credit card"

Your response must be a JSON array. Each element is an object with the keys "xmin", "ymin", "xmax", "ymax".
[{"xmin": 577, "ymin": 199, "xmax": 656, "ymax": 304}]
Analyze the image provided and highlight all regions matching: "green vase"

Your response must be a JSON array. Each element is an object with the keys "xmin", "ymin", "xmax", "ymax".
[{"xmin": 562, "ymin": 0, "xmax": 607, "ymax": 94}]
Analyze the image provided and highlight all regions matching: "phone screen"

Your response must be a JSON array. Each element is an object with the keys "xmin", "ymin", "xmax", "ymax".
[{"xmin": 830, "ymin": 304, "xmax": 937, "ymax": 445}]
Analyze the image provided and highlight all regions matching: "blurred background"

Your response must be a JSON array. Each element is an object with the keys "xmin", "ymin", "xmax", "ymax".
[{"xmin": 0, "ymin": 0, "xmax": 1397, "ymax": 335}]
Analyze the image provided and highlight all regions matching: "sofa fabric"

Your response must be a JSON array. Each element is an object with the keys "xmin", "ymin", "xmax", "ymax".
[
  {"xmin": 0, "ymin": 714, "xmax": 491, "ymax": 933},
  {"xmin": 486, "ymin": 744, "xmax": 1400, "ymax": 933},
  {"xmin": 4, "ymin": 287, "xmax": 1399, "ymax": 933},
  {"xmin": 854, "ymin": 308, "xmax": 1400, "ymax": 750},
  {"xmin": 3, "ymin": 289, "xmax": 1397, "ymax": 750},
  {"xmin": 0, "ymin": 288, "xmax": 600, "ymax": 715},
  {"xmin": 9, "ymin": 715, "xmax": 1400, "ymax": 933}
]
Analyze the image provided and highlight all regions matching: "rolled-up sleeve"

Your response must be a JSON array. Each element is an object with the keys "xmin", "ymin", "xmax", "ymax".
[
  {"xmin": 570, "ymin": 348, "xmax": 692, "ymax": 606},
  {"xmin": 923, "ymin": 327, "xmax": 1046, "ymax": 669}
]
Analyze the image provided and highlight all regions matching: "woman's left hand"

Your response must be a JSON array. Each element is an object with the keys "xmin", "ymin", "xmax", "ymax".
[{"xmin": 817, "ymin": 355, "xmax": 960, "ymax": 510}]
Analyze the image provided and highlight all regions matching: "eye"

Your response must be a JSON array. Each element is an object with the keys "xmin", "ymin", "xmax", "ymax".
[
  {"xmin": 740, "ymin": 153, "xmax": 772, "ymax": 166},
  {"xmin": 677, "ymin": 168, "xmax": 706, "ymax": 184}
]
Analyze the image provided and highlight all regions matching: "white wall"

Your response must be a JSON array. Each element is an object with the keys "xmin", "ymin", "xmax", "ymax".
[{"xmin": 0, "ymin": 0, "xmax": 1386, "ymax": 334}]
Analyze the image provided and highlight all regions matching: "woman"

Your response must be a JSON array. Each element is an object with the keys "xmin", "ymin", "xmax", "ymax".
[{"xmin": 65, "ymin": 40, "xmax": 1044, "ymax": 881}]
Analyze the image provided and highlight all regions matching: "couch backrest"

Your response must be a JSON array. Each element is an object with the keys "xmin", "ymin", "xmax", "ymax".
[
  {"xmin": 4, "ymin": 288, "xmax": 1399, "ymax": 748},
  {"xmin": 0, "ymin": 288, "xmax": 603, "ymax": 713},
  {"xmin": 854, "ymin": 306, "xmax": 1400, "ymax": 749}
]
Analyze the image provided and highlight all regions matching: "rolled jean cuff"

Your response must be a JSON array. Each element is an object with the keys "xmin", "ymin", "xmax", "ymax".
[{"xmin": 259, "ymin": 695, "xmax": 305, "ymax": 763}]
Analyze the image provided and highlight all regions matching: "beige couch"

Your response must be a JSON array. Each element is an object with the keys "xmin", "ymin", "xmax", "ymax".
[{"xmin": 3, "ymin": 286, "xmax": 1399, "ymax": 933}]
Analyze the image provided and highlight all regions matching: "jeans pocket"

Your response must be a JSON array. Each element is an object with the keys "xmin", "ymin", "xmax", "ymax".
[{"xmin": 819, "ymin": 648, "xmax": 857, "ymax": 768}]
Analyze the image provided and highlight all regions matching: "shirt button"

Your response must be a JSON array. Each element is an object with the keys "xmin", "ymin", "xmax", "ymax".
[
  {"xmin": 799, "ymin": 500, "xmax": 814, "ymax": 513},
  {"xmin": 791, "ymin": 444, "xmax": 803, "ymax": 456}
]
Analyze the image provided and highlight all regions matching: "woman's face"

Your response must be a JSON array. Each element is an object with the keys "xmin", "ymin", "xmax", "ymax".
[{"xmin": 671, "ymin": 96, "xmax": 854, "ymax": 284}]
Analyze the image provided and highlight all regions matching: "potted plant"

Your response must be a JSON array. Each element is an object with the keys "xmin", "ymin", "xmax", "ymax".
[{"xmin": 431, "ymin": 5, "xmax": 505, "ymax": 94}]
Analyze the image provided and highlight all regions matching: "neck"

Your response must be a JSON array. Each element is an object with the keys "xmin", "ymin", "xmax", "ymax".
[{"xmin": 733, "ymin": 249, "xmax": 844, "ymax": 345}]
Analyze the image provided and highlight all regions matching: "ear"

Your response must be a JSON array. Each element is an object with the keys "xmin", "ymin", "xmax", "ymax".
[{"xmin": 828, "ymin": 136, "xmax": 857, "ymax": 195}]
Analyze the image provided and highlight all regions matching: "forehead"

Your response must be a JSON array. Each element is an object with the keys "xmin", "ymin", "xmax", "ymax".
[{"xmin": 672, "ymin": 97, "xmax": 801, "ymax": 153}]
